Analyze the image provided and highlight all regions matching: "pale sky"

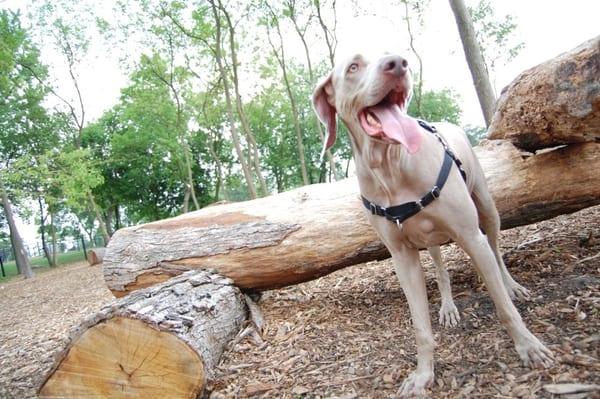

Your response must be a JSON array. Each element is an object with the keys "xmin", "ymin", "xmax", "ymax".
[{"xmin": 4, "ymin": 0, "xmax": 600, "ymax": 246}]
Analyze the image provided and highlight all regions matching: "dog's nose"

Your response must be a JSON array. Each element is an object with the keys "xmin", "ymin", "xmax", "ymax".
[{"xmin": 381, "ymin": 56, "xmax": 408, "ymax": 77}]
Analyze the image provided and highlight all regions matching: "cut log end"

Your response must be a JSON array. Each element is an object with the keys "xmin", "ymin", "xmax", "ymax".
[
  {"xmin": 39, "ymin": 317, "xmax": 205, "ymax": 398},
  {"xmin": 87, "ymin": 248, "xmax": 106, "ymax": 266}
]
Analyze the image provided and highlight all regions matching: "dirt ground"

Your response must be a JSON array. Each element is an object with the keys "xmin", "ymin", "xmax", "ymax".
[{"xmin": 0, "ymin": 207, "xmax": 598, "ymax": 399}]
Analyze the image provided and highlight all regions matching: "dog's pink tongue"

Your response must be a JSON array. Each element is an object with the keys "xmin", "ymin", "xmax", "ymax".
[{"xmin": 370, "ymin": 104, "xmax": 422, "ymax": 154}]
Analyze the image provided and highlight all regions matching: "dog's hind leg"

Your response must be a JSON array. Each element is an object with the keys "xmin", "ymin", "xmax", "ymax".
[
  {"xmin": 472, "ymin": 186, "xmax": 531, "ymax": 301},
  {"xmin": 428, "ymin": 246, "xmax": 460, "ymax": 327},
  {"xmin": 456, "ymin": 230, "xmax": 553, "ymax": 368}
]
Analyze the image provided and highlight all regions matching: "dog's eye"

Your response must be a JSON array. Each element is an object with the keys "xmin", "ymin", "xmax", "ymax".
[{"xmin": 348, "ymin": 63, "xmax": 359, "ymax": 73}]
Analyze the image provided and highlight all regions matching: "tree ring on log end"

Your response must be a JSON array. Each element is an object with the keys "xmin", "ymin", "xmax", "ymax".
[{"xmin": 39, "ymin": 317, "xmax": 204, "ymax": 398}]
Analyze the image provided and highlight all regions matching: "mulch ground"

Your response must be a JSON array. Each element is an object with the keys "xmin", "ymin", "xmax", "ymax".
[{"xmin": 1, "ymin": 207, "xmax": 598, "ymax": 398}]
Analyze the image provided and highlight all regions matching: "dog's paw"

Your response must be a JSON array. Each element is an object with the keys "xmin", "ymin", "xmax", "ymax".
[
  {"xmin": 397, "ymin": 370, "xmax": 433, "ymax": 398},
  {"xmin": 516, "ymin": 337, "xmax": 554, "ymax": 369},
  {"xmin": 438, "ymin": 302, "xmax": 460, "ymax": 328},
  {"xmin": 505, "ymin": 280, "xmax": 531, "ymax": 301}
]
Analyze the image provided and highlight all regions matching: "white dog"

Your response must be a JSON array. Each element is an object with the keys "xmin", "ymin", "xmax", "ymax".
[{"xmin": 312, "ymin": 52, "xmax": 553, "ymax": 397}]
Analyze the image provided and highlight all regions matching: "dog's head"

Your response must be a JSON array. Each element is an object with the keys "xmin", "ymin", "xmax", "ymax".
[{"xmin": 312, "ymin": 53, "xmax": 422, "ymax": 159}]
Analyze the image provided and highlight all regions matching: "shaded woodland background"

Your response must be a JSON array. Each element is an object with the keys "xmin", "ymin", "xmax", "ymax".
[{"xmin": 0, "ymin": 0, "xmax": 544, "ymax": 276}]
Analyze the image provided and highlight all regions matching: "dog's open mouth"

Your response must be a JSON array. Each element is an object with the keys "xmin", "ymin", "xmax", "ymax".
[{"xmin": 358, "ymin": 87, "xmax": 423, "ymax": 154}]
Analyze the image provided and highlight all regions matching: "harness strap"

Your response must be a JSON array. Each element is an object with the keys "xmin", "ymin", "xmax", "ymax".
[
  {"xmin": 418, "ymin": 120, "xmax": 467, "ymax": 181},
  {"xmin": 361, "ymin": 120, "xmax": 467, "ymax": 227}
]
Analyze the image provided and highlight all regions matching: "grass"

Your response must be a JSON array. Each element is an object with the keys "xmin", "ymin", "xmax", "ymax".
[{"xmin": 0, "ymin": 251, "xmax": 86, "ymax": 282}]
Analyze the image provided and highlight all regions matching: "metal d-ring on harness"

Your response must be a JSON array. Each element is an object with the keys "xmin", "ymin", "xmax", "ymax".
[{"xmin": 361, "ymin": 120, "xmax": 467, "ymax": 230}]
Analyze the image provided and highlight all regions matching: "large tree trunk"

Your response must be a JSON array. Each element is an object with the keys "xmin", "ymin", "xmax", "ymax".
[
  {"xmin": 103, "ymin": 140, "xmax": 600, "ymax": 297},
  {"xmin": 39, "ymin": 270, "xmax": 247, "ymax": 398},
  {"xmin": 0, "ymin": 184, "xmax": 34, "ymax": 278},
  {"xmin": 448, "ymin": 0, "xmax": 496, "ymax": 126},
  {"xmin": 488, "ymin": 36, "xmax": 600, "ymax": 151}
]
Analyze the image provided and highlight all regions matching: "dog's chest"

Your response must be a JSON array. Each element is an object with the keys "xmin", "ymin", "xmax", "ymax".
[{"xmin": 370, "ymin": 213, "xmax": 452, "ymax": 250}]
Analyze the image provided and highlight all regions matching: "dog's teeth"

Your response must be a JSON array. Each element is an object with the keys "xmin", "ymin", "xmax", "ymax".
[{"xmin": 366, "ymin": 112, "xmax": 380, "ymax": 127}]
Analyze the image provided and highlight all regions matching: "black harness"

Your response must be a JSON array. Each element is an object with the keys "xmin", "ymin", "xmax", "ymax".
[{"xmin": 362, "ymin": 120, "xmax": 467, "ymax": 228}]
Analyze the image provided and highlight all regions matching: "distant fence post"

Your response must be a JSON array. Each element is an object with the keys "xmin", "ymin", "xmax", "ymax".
[{"xmin": 81, "ymin": 236, "xmax": 88, "ymax": 261}]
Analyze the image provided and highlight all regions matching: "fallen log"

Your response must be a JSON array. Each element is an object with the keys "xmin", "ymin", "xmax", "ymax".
[
  {"xmin": 39, "ymin": 270, "xmax": 247, "ymax": 398},
  {"xmin": 489, "ymin": 36, "xmax": 600, "ymax": 151},
  {"xmin": 86, "ymin": 248, "xmax": 105, "ymax": 266},
  {"xmin": 103, "ymin": 140, "xmax": 600, "ymax": 297}
]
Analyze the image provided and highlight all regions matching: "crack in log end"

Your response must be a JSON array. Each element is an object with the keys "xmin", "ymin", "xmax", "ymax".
[{"xmin": 143, "ymin": 212, "xmax": 265, "ymax": 230}]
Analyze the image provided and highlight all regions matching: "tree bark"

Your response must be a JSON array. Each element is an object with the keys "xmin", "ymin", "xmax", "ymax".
[
  {"xmin": 39, "ymin": 270, "xmax": 247, "ymax": 398},
  {"xmin": 88, "ymin": 192, "xmax": 110, "ymax": 245},
  {"xmin": 0, "ymin": 184, "xmax": 34, "ymax": 278},
  {"xmin": 38, "ymin": 197, "xmax": 55, "ymax": 267},
  {"xmin": 50, "ymin": 211, "xmax": 57, "ymax": 268},
  {"xmin": 488, "ymin": 36, "xmax": 600, "ymax": 151},
  {"xmin": 103, "ymin": 140, "xmax": 600, "ymax": 296},
  {"xmin": 448, "ymin": 0, "xmax": 496, "ymax": 126}
]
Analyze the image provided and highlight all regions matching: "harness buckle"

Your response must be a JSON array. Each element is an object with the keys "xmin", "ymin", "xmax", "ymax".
[
  {"xmin": 395, "ymin": 219, "xmax": 403, "ymax": 231},
  {"xmin": 415, "ymin": 199, "xmax": 424, "ymax": 210},
  {"xmin": 369, "ymin": 203, "xmax": 377, "ymax": 215},
  {"xmin": 431, "ymin": 186, "xmax": 441, "ymax": 199}
]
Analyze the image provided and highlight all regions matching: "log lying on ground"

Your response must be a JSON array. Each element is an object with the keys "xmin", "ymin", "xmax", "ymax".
[
  {"xmin": 86, "ymin": 248, "xmax": 105, "ymax": 266},
  {"xmin": 489, "ymin": 36, "xmax": 600, "ymax": 151},
  {"xmin": 39, "ymin": 270, "xmax": 247, "ymax": 398},
  {"xmin": 103, "ymin": 140, "xmax": 600, "ymax": 297}
]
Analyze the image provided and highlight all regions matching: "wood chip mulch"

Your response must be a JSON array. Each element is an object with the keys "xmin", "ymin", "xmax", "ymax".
[{"xmin": 1, "ymin": 206, "xmax": 598, "ymax": 398}]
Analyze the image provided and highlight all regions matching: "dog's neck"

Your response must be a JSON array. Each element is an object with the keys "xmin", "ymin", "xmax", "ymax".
[{"xmin": 347, "ymin": 125, "xmax": 440, "ymax": 208}]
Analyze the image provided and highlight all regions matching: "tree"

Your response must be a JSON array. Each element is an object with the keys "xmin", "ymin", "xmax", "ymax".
[
  {"xmin": 283, "ymin": 0, "xmax": 340, "ymax": 181},
  {"xmin": 82, "ymin": 56, "xmax": 212, "ymax": 224},
  {"xmin": 468, "ymin": 0, "xmax": 524, "ymax": 95},
  {"xmin": 408, "ymin": 88, "xmax": 462, "ymax": 125},
  {"xmin": 399, "ymin": 0, "xmax": 429, "ymax": 116},
  {"xmin": 217, "ymin": 0, "xmax": 269, "ymax": 195},
  {"xmin": 0, "ymin": 10, "xmax": 54, "ymax": 278},
  {"xmin": 313, "ymin": 0, "xmax": 337, "ymax": 68},
  {"xmin": 262, "ymin": 1, "xmax": 310, "ymax": 186},
  {"xmin": 208, "ymin": 0, "xmax": 260, "ymax": 199},
  {"xmin": 448, "ymin": 0, "xmax": 496, "ymax": 127},
  {"xmin": 28, "ymin": 0, "xmax": 111, "ymax": 243}
]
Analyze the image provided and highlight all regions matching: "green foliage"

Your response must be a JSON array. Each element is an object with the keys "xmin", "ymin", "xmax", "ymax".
[
  {"xmin": 3, "ymin": 0, "xmax": 481, "ymax": 236},
  {"xmin": 0, "ymin": 10, "xmax": 51, "ymax": 167},
  {"xmin": 83, "ymin": 53, "xmax": 214, "ymax": 223},
  {"xmin": 468, "ymin": 0, "xmax": 525, "ymax": 79},
  {"xmin": 408, "ymin": 88, "xmax": 462, "ymax": 125},
  {"xmin": 464, "ymin": 125, "xmax": 488, "ymax": 146}
]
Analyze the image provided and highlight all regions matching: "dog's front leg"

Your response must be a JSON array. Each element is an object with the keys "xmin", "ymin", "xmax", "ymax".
[{"xmin": 392, "ymin": 248, "xmax": 435, "ymax": 397}]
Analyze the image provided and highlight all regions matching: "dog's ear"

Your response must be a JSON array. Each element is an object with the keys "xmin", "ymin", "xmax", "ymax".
[{"xmin": 312, "ymin": 73, "xmax": 337, "ymax": 160}]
